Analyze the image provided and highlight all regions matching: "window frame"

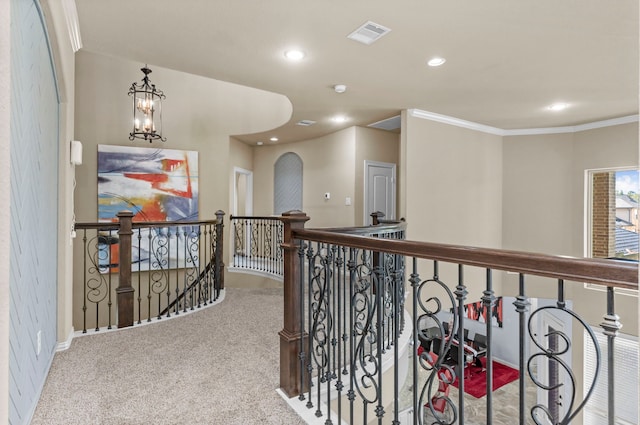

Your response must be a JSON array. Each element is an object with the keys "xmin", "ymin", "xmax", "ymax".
[{"xmin": 584, "ymin": 166, "xmax": 638, "ymax": 296}]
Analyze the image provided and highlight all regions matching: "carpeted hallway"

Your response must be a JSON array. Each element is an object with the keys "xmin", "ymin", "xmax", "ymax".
[{"xmin": 31, "ymin": 287, "xmax": 305, "ymax": 425}]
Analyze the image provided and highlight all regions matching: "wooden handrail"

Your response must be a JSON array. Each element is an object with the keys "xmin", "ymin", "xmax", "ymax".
[
  {"xmin": 75, "ymin": 218, "xmax": 220, "ymax": 229},
  {"xmin": 293, "ymin": 228, "xmax": 638, "ymax": 289},
  {"xmin": 314, "ymin": 221, "xmax": 407, "ymax": 235},
  {"xmin": 229, "ymin": 215, "xmax": 281, "ymax": 221}
]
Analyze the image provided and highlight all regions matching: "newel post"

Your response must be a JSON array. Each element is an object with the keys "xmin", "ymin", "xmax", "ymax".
[
  {"xmin": 116, "ymin": 211, "xmax": 135, "ymax": 328},
  {"xmin": 215, "ymin": 210, "xmax": 225, "ymax": 290},
  {"xmin": 370, "ymin": 211, "xmax": 385, "ymax": 225},
  {"xmin": 279, "ymin": 210, "xmax": 310, "ymax": 397}
]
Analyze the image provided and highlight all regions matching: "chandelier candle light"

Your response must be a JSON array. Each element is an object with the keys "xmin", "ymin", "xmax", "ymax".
[{"xmin": 128, "ymin": 65, "xmax": 166, "ymax": 142}]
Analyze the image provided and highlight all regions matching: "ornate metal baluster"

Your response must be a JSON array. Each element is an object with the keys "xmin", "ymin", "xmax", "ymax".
[
  {"xmin": 147, "ymin": 230, "xmax": 153, "ymax": 320},
  {"xmin": 298, "ymin": 241, "xmax": 307, "ymax": 402},
  {"xmin": 173, "ymin": 227, "xmax": 180, "ymax": 315},
  {"xmin": 417, "ymin": 260, "xmax": 458, "ymax": 425},
  {"xmin": 455, "ymin": 264, "xmax": 468, "ymax": 424},
  {"xmin": 600, "ymin": 286, "xmax": 621, "ymax": 425},
  {"xmin": 374, "ymin": 251, "xmax": 385, "ymax": 424},
  {"xmin": 409, "ymin": 258, "xmax": 419, "ymax": 425},
  {"xmin": 305, "ymin": 243, "xmax": 315, "ymax": 410},
  {"xmin": 84, "ymin": 228, "xmax": 114, "ymax": 332},
  {"xmin": 482, "ymin": 268, "xmax": 496, "ymax": 424},
  {"xmin": 390, "ymin": 254, "xmax": 401, "ymax": 425},
  {"xmin": 136, "ymin": 228, "xmax": 142, "ymax": 324},
  {"xmin": 351, "ymin": 247, "xmax": 380, "ymax": 425},
  {"xmin": 309, "ymin": 242, "xmax": 328, "ymax": 417},
  {"xmin": 82, "ymin": 229, "xmax": 88, "ymax": 333},
  {"xmin": 341, "ymin": 246, "xmax": 349, "ymax": 377},
  {"xmin": 107, "ymin": 229, "xmax": 113, "ymax": 330},
  {"xmin": 347, "ymin": 248, "xmax": 357, "ymax": 425},
  {"xmin": 250, "ymin": 220, "xmax": 258, "ymax": 268},
  {"xmin": 527, "ymin": 279, "xmax": 601, "ymax": 425},
  {"xmin": 335, "ymin": 246, "xmax": 345, "ymax": 421},
  {"xmin": 325, "ymin": 244, "xmax": 334, "ymax": 424},
  {"xmin": 513, "ymin": 273, "xmax": 529, "ymax": 425},
  {"xmin": 149, "ymin": 228, "xmax": 168, "ymax": 319}
]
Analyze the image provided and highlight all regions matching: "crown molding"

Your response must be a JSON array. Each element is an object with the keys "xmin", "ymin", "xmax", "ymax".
[
  {"xmin": 408, "ymin": 109, "xmax": 505, "ymax": 135},
  {"xmin": 408, "ymin": 109, "xmax": 639, "ymax": 136}
]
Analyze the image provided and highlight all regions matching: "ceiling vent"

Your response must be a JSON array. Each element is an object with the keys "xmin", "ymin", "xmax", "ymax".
[
  {"xmin": 368, "ymin": 115, "xmax": 401, "ymax": 131},
  {"xmin": 347, "ymin": 21, "xmax": 391, "ymax": 45},
  {"xmin": 296, "ymin": 119, "xmax": 316, "ymax": 127}
]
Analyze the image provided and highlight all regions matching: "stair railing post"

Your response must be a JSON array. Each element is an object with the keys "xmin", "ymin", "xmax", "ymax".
[
  {"xmin": 116, "ymin": 211, "xmax": 134, "ymax": 328},
  {"xmin": 370, "ymin": 210, "xmax": 385, "ymax": 226},
  {"xmin": 215, "ymin": 210, "xmax": 225, "ymax": 291},
  {"xmin": 279, "ymin": 210, "xmax": 310, "ymax": 397}
]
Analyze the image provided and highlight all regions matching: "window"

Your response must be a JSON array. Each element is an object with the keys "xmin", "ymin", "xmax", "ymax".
[
  {"xmin": 585, "ymin": 167, "xmax": 638, "ymax": 295},
  {"xmin": 583, "ymin": 329, "xmax": 638, "ymax": 425},
  {"xmin": 587, "ymin": 168, "xmax": 639, "ymax": 261},
  {"xmin": 274, "ymin": 152, "xmax": 303, "ymax": 215}
]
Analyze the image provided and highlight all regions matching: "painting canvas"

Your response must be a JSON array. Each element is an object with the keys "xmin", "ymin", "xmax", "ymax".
[
  {"xmin": 463, "ymin": 297, "xmax": 503, "ymax": 328},
  {"xmin": 98, "ymin": 144, "xmax": 199, "ymax": 272}
]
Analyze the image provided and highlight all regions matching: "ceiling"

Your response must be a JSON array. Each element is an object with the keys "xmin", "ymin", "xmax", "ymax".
[{"xmin": 74, "ymin": 0, "xmax": 639, "ymax": 145}]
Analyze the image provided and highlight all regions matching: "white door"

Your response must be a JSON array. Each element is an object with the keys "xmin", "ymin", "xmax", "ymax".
[{"xmin": 364, "ymin": 161, "xmax": 396, "ymax": 224}]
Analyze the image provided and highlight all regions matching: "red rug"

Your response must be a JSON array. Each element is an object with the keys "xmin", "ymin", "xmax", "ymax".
[{"xmin": 450, "ymin": 358, "xmax": 519, "ymax": 399}]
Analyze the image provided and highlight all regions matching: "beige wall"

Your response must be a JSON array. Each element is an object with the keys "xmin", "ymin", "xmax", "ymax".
[
  {"xmin": 0, "ymin": 0, "xmax": 10, "ymax": 420},
  {"xmin": 74, "ymin": 50, "xmax": 291, "ymax": 222},
  {"xmin": 403, "ymin": 114, "xmax": 504, "ymax": 299},
  {"xmin": 253, "ymin": 127, "xmax": 357, "ymax": 228},
  {"xmin": 72, "ymin": 50, "xmax": 291, "ymax": 319},
  {"xmin": 354, "ymin": 127, "xmax": 400, "ymax": 226},
  {"xmin": 502, "ymin": 132, "xmax": 575, "ymax": 256},
  {"xmin": 502, "ymin": 123, "xmax": 638, "ymax": 424},
  {"xmin": 502, "ymin": 123, "xmax": 638, "ymax": 333}
]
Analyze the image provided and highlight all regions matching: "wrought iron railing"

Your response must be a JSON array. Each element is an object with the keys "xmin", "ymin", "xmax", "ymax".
[
  {"xmin": 278, "ymin": 211, "xmax": 638, "ymax": 425},
  {"xmin": 228, "ymin": 212, "xmax": 404, "ymax": 280},
  {"xmin": 74, "ymin": 210, "xmax": 225, "ymax": 333},
  {"xmin": 229, "ymin": 215, "xmax": 284, "ymax": 278}
]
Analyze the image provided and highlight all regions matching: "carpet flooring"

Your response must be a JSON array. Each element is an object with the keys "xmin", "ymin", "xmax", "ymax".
[{"xmin": 31, "ymin": 288, "xmax": 306, "ymax": 425}]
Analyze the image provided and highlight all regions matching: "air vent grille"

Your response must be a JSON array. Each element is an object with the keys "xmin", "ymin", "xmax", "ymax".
[{"xmin": 347, "ymin": 21, "xmax": 391, "ymax": 45}]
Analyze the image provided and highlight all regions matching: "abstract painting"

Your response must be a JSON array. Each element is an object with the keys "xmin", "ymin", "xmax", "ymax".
[
  {"xmin": 97, "ymin": 144, "xmax": 199, "ymax": 272},
  {"xmin": 463, "ymin": 297, "xmax": 503, "ymax": 328}
]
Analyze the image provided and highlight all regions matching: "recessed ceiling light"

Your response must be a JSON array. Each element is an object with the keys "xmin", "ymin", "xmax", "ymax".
[
  {"xmin": 284, "ymin": 50, "xmax": 305, "ymax": 61},
  {"xmin": 547, "ymin": 102, "xmax": 569, "ymax": 111},
  {"xmin": 257, "ymin": 141, "xmax": 263, "ymax": 146},
  {"xmin": 332, "ymin": 115, "xmax": 347, "ymax": 123},
  {"xmin": 427, "ymin": 57, "xmax": 446, "ymax": 67},
  {"xmin": 270, "ymin": 137, "xmax": 278, "ymax": 142}
]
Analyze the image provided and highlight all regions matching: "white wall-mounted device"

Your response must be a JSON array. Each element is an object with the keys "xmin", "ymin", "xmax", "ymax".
[
  {"xmin": 70, "ymin": 140, "xmax": 83, "ymax": 165},
  {"xmin": 324, "ymin": 192, "xmax": 331, "ymax": 200}
]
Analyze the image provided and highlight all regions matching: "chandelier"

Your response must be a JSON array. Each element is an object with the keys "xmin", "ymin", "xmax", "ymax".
[{"xmin": 128, "ymin": 65, "xmax": 166, "ymax": 142}]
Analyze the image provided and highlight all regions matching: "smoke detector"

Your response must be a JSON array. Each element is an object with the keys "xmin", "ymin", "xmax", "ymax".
[{"xmin": 334, "ymin": 84, "xmax": 347, "ymax": 93}]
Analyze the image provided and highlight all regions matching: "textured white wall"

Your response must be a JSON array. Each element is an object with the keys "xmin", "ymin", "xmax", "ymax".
[
  {"xmin": 1, "ymin": 0, "xmax": 12, "ymax": 422},
  {"xmin": 8, "ymin": 0, "xmax": 59, "ymax": 423}
]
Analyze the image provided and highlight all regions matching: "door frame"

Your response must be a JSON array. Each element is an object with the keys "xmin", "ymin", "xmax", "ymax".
[
  {"xmin": 232, "ymin": 167, "xmax": 253, "ymax": 216},
  {"xmin": 363, "ymin": 160, "xmax": 396, "ymax": 224}
]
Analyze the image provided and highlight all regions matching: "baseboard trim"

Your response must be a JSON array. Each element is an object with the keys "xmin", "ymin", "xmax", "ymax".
[{"xmin": 56, "ymin": 327, "xmax": 74, "ymax": 352}]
